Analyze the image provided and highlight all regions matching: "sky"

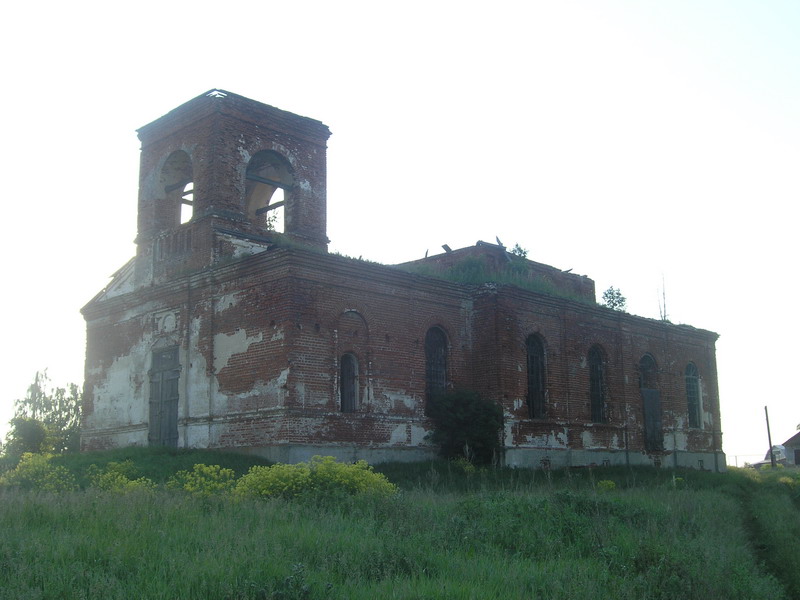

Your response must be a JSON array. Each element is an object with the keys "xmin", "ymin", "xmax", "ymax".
[{"xmin": 1, "ymin": 1, "xmax": 797, "ymax": 465}]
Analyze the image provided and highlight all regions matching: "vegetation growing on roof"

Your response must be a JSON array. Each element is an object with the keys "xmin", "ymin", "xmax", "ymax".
[{"xmin": 397, "ymin": 255, "xmax": 593, "ymax": 304}]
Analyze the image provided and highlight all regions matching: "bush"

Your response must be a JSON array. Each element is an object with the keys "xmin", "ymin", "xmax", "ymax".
[
  {"xmin": 0, "ymin": 453, "xmax": 78, "ymax": 492},
  {"xmin": 87, "ymin": 460, "xmax": 156, "ymax": 493},
  {"xmin": 426, "ymin": 390, "xmax": 503, "ymax": 465},
  {"xmin": 235, "ymin": 455, "xmax": 397, "ymax": 500},
  {"xmin": 596, "ymin": 479, "xmax": 616, "ymax": 493},
  {"xmin": 307, "ymin": 455, "xmax": 397, "ymax": 497},
  {"xmin": 167, "ymin": 463, "xmax": 236, "ymax": 497}
]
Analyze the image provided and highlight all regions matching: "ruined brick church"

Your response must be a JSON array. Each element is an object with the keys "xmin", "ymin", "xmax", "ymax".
[{"xmin": 81, "ymin": 90, "xmax": 725, "ymax": 470}]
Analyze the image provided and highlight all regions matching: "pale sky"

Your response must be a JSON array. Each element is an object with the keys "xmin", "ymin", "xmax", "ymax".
[{"xmin": 1, "ymin": 1, "xmax": 797, "ymax": 464}]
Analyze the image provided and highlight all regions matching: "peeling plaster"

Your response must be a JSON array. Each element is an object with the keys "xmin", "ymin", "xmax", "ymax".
[
  {"xmin": 390, "ymin": 425, "xmax": 408, "ymax": 445},
  {"xmin": 87, "ymin": 343, "xmax": 149, "ymax": 431},
  {"xmin": 672, "ymin": 431, "xmax": 689, "ymax": 451},
  {"xmin": 526, "ymin": 430, "xmax": 568, "ymax": 449},
  {"xmin": 227, "ymin": 236, "xmax": 269, "ymax": 259},
  {"xmin": 504, "ymin": 423, "xmax": 514, "ymax": 447},
  {"xmin": 224, "ymin": 369, "xmax": 289, "ymax": 411},
  {"xmin": 215, "ymin": 293, "xmax": 241, "ymax": 313},
  {"xmin": 186, "ymin": 316, "xmax": 211, "ymax": 418},
  {"xmin": 410, "ymin": 425, "xmax": 429, "ymax": 446},
  {"xmin": 383, "ymin": 390, "xmax": 416, "ymax": 412},
  {"xmin": 214, "ymin": 329, "xmax": 263, "ymax": 373}
]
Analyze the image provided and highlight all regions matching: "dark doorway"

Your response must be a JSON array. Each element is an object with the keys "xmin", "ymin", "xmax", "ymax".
[{"xmin": 149, "ymin": 347, "xmax": 180, "ymax": 447}]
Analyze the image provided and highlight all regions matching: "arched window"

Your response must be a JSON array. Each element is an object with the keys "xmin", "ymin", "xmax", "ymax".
[
  {"xmin": 588, "ymin": 345, "xmax": 606, "ymax": 423},
  {"xmin": 685, "ymin": 363, "xmax": 701, "ymax": 428},
  {"xmin": 526, "ymin": 334, "xmax": 546, "ymax": 418},
  {"xmin": 160, "ymin": 151, "xmax": 193, "ymax": 228},
  {"xmin": 639, "ymin": 354, "xmax": 657, "ymax": 389},
  {"xmin": 245, "ymin": 150, "xmax": 293, "ymax": 232},
  {"xmin": 639, "ymin": 354, "xmax": 662, "ymax": 452},
  {"xmin": 425, "ymin": 327, "xmax": 448, "ymax": 403},
  {"xmin": 340, "ymin": 353, "xmax": 358, "ymax": 413}
]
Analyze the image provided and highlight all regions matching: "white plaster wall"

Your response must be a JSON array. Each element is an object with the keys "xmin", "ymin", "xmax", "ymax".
[
  {"xmin": 86, "ymin": 342, "xmax": 149, "ymax": 432},
  {"xmin": 213, "ymin": 328, "xmax": 263, "ymax": 373}
]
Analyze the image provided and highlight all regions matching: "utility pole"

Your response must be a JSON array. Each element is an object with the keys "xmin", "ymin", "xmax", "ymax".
[{"xmin": 765, "ymin": 406, "xmax": 776, "ymax": 468}]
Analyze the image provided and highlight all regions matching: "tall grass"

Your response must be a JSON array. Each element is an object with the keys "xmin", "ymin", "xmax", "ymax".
[{"xmin": 0, "ymin": 454, "xmax": 797, "ymax": 600}]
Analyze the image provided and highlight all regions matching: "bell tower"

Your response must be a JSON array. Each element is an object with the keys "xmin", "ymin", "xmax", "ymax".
[{"xmin": 133, "ymin": 90, "xmax": 331, "ymax": 287}]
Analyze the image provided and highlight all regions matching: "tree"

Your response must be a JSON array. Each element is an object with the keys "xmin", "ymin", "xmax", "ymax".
[
  {"xmin": 602, "ymin": 286, "xmax": 627, "ymax": 312},
  {"xmin": 4, "ymin": 371, "xmax": 82, "ymax": 456},
  {"xmin": 426, "ymin": 390, "xmax": 504, "ymax": 465},
  {"xmin": 4, "ymin": 417, "xmax": 48, "ymax": 455},
  {"xmin": 510, "ymin": 243, "xmax": 528, "ymax": 259}
]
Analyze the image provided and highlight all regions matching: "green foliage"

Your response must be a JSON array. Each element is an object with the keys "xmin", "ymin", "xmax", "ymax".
[
  {"xmin": 5, "ymin": 370, "xmax": 82, "ymax": 456},
  {"xmin": 87, "ymin": 460, "xmax": 156, "ymax": 493},
  {"xmin": 0, "ymin": 452, "xmax": 78, "ymax": 492},
  {"xmin": 747, "ymin": 488, "xmax": 800, "ymax": 597},
  {"xmin": 167, "ymin": 463, "xmax": 236, "ymax": 497},
  {"xmin": 399, "ymin": 257, "xmax": 591, "ymax": 304},
  {"xmin": 307, "ymin": 455, "xmax": 397, "ymax": 497},
  {"xmin": 602, "ymin": 286, "xmax": 627, "ymax": 311},
  {"xmin": 510, "ymin": 243, "xmax": 528, "ymax": 258},
  {"xmin": 48, "ymin": 446, "xmax": 273, "ymax": 487},
  {"xmin": 426, "ymin": 390, "xmax": 504, "ymax": 465},
  {"xmin": 235, "ymin": 455, "xmax": 397, "ymax": 500},
  {"xmin": 596, "ymin": 479, "xmax": 616, "ymax": 492},
  {"xmin": 1, "ymin": 447, "xmax": 796, "ymax": 599},
  {"xmin": 264, "ymin": 208, "xmax": 279, "ymax": 231},
  {"xmin": 4, "ymin": 416, "xmax": 48, "ymax": 455},
  {"xmin": 0, "ymin": 468, "xmax": 794, "ymax": 599},
  {"xmin": 235, "ymin": 462, "xmax": 312, "ymax": 499},
  {"xmin": 273, "ymin": 563, "xmax": 313, "ymax": 600}
]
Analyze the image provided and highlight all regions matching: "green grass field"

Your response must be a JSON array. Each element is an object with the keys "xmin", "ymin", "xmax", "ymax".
[{"xmin": 1, "ymin": 449, "xmax": 798, "ymax": 600}]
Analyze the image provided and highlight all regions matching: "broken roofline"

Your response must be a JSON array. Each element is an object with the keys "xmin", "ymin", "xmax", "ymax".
[{"xmin": 395, "ymin": 240, "xmax": 596, "ymax": 304}]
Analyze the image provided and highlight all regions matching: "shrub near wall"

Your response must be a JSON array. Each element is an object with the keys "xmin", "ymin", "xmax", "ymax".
[
  {"xmin": 168, "ymin": 464, "xmax": 237, "ymax": 497},
  {"xmin": 0, "ymin": 453, "xmax": 77, "ymax": 492},
  {"xmin": 235, "ymin": 456, "xmax": 397, "ymax": 499},
  {"xmin": 427, "ymin": 391, "xmax": 503, "ymax": 465}
]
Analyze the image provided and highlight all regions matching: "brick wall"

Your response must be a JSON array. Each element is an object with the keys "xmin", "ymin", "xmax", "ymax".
[{"xmin": 81, "ymin": 90, "xmax": 723, "ymax": 468}]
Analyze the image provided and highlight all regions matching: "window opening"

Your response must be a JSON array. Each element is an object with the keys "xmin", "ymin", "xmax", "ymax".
[
  {"xmin": 425, "ymin": 327, "xmax": 448, "ymax": 405},
  {"xmin": 160, "ymin": 151, "xmax": 193, "ymax": 230},
  {"xmin": 179, "ymin": 182, "xmax": 193, "ymax": 224},
  {"xmin": 527, "ymin": 335, "xmax": 546, "ymax": 418},
  {"xmin": 245, "ymin": 151, "xmax": 293, "ymax": 232},
  {"xmin": 639, "ymin": 354, "xmax": 657, "ymax": 389},
  {"xmin": 588, "ymin": 346, "xmax": 606, "ymax": 423},
  {"xmin": 685, "ymin": 363, "xmax": 701, "ymax": 428},
  {"xmin": 340, "ymin": 353, "xmax": 358, "ymax": 413},
  {"xmin": 262, "ymin": 188, "xmax": 284, "ymax": 231},
  {"xmin": 639, "ymin": 354, "xmax": 662, "ymax": 452}
]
